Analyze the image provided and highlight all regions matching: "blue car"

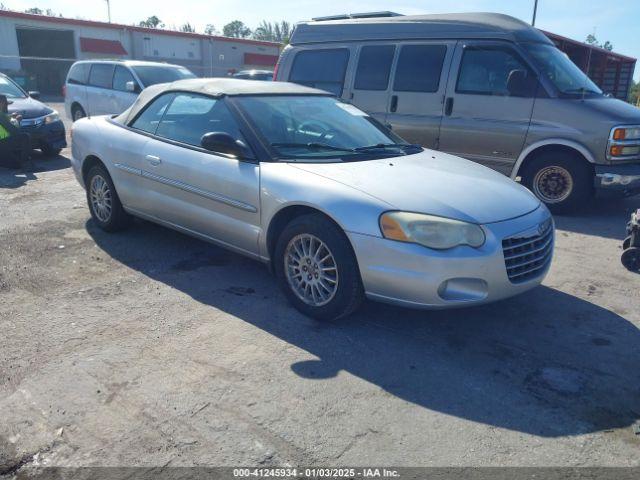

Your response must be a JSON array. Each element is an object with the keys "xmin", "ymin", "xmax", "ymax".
[{"xmin": 1, "ymin": 72, "xmax": 67, "ymax": 156}]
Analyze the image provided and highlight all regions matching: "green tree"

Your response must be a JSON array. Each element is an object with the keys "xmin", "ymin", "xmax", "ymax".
[
  {"xmin": 25, "ymin": 7, "xmax": 43, "ymax": 14},
  {"xmin": 180, "ymin": 22, "xmax": 195, "ymax": 33},
  {"xmin": 223, "ymin": 20, "xmax": 251, "ymax": 38},
  {"xmin": 253, "ymin": 20, "xmax": 292, "ymax": 43},
  {"xmin": 204, "ymin": 24, "xmax": 218, "ymax": 35},
  {"xmin": 139, "ymin": 15, "xmax": 164, "ymax": 28},
  {"xmin": 630, "ymin": 80, "xmax": 640, "ymax": 106},
  {"xmin": 585, "ymin": 34, "xmax": 613, "ymax": 51}
]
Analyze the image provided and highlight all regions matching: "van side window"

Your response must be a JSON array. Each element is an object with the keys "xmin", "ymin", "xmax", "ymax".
[
  {"xmin": 88, "ymin": 64, "xmax": 115, "ymax": 89},
  {"xmin": 289, "ymin": 49, "xmax": 350, "ymax": 96},
  {"xmin": 456, "ymin": 47, "xmax": 533, "ymax": 97},
  {"xmin": 130, "ymin": 93, "xmax": 174, "ymax": 134},
  {"xmin": 113, "ymin": 66, "xmax": 137, "ymax": 92},
  {"xmin": 393, "ymin": 45, "xmax": 446, "ymax": 92},
  {"xmin": 354, "ymin": 45, "xmax": 395, "ymax": 91},
  {"xmin": 68, "ymin": 64, "xmax": 90, "ymax": 85}
]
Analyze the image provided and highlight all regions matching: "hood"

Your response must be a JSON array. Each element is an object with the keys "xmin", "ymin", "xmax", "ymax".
[
  {"xmin": 7, "ymin": 96, "xmax": 53, "ymax": 119},
  {"xmin": 581, "ymin": 97, "xmax": 640, "ymax": 124},
  {"xmin": 290, "ymin": 151, "xmax": 541, "ymax": 224}
]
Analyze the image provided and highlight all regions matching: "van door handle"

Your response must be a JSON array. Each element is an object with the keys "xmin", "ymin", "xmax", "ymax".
[
  {"xmin": 444, "ymin": 97, "xmax": 454, "ymax": 116},
  {"xmin": 390, "ymin": 95, "xmax": 398, "ymax": 113},
  {"xmin": 145, "ymin": 155, "xmax": 161, "ymax": 166}
]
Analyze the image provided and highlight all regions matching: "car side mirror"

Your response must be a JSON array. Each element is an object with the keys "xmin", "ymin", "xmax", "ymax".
[
  {"xmin": 201, "ymin": 132, "xmax": 245, "ymax": 157},
  {"xmin": 507, "ymin": 70, "xmax": 538, "ymax": 97},
  {"xmin": 125, "ymin": 81, "xmax": 137, "ymax": 93},
  {"xmin": 28, "ymin": 91, "xmax": 41, "ymax": 100}
]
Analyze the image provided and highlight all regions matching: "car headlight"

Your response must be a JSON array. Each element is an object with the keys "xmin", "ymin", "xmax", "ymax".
[
  {"xmin": 43, "ymin": 111, "xmax": 60, "ymax": 124},
  {"xmin": 609, "ymin": 125, "xmax": 640, "ymax": 159},
  {"xmin": 379, "ymin": 212, "xmax": 486, "ymax": 250},
  {"xmin": 612, "ymin": 126, "xmax": 640, "ymax": 141}
]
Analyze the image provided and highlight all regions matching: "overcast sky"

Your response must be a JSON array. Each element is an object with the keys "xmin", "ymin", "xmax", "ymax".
[{"xmin": 5, "ymin": 0, "xmax": 639, "ymax": 80}]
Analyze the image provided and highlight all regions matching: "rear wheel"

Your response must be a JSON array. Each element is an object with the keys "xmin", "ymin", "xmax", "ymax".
[
  {"xmin": 274, "ymin": 214, "xmax": 364, "ymax": 321},
  {"xmin": 621, "ymin": 247, "xmax": 640, "ymax": 272},
  {"xmin": 521, "ymin": 151, "xmax": 593, "ymax": 214},
  {"xmin": 72, "ymin": 105, "xmax": 86, "ymax": 122},
  {"xmin": 85, "ymin": 164, "xmax": 131, "ymax": 232}
]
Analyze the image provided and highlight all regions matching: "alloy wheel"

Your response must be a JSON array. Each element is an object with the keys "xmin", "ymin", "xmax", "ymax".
[
  {"xmin": 533, "ymin": 166, "xmax": 574, "ymax": 204},
  {"xmin": 89, "ymin": 175, "xmax": 112, "ymax": 222}
]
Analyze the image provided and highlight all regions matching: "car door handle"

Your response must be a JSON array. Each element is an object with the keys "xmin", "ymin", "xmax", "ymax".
[
  {"xmin": 145, "ymin": 155, "xmax": 161, "ymax": 166},
  {"xmin": 390, "ymin": 95, "xmax": 398, "ymax": 113},
  {"xmin": 444, "ymin": 97, "xmax": 454, "ymax": 116}
]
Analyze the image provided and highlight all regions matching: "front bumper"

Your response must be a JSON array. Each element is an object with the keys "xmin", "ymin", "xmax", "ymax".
[
  {"xmin": 594, "ymin": 163, "xmax": 640, "ymax": 197},
  {"xmin": 20, "ymin": 119, "xmax": 67, "ymax": 150},
  {"xmin": 348, "ymin": 206, "xmax": 553, "ymax": 309}
]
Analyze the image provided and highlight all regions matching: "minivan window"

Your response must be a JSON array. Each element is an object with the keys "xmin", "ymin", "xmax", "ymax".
[
  {"xmin": 289, "ymin": 49, "xmax": 350, "ymax": 96},
  {"xmin": 113, "ymin": 66, "xmax": 137, "ymax": 92},
  {"xmin": 393, "ymin": 45, "xmax": 447, "ymax": 92},
  {"xmin": 68, "ymin": 63, "xmax": 90, "ymax": 85},
  {"xmin": 0, "ymin": 76, "xmax": 26, "ymax": 98},
  {"xmin": 524, "ymin": 43, "xmax": 603, "ymax": 97},
  {"xmin": 88, "ymin": 64, "xmax": 115, "ymax": 89},
  {"xmin": 130, "ymin": 93, "xmax": 175, "ymax": 134},
  {"xmin": 457, "ymin": 47, "xmax": 532, "ymax": 96},
  {"xmin": 131, "ymin": 66, "xmax": 195, "ymax": 87},
  {"xmin": 354, "ymin": 45, "xmax": 395, "ymax": 91},
  {"xmin": 155, "ymin": 93, "xmax": 245, "ymax": 148}
]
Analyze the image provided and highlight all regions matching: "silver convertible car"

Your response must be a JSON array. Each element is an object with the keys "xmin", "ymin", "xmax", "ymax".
[{"xmin": 71, "ymin": 79, "xmax": 554, "ymax": 320}]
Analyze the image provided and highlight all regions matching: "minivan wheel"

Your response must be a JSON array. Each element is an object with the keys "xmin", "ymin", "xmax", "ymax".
[
  {"xmin": 521, "ymin": 151, "xmax": 592, "ymax": 214},
  {"xmin": 85, "ymin": 164, "xmax": 131, "ymax": 232},
  {"xmin": 274, "ymin": 214, "xmax": 364, "ymax": 321},
  {"xmin": 72, "ymin": 105, "xmax": 86, "ymax": 122}
]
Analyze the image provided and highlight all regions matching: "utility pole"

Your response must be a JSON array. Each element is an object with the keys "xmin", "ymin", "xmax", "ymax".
[
  {"xmin": 532, "ymin": 0, "xmax": 538, "ymax": 26},
  {"xmin": 105, "ymin": 0, "xmax": 111, "ymax": 23}
]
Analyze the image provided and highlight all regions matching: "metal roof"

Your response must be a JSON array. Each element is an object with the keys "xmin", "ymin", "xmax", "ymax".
[{"xmin": 290, "ymin": 12, "xmax": 552, "ymax": 45}]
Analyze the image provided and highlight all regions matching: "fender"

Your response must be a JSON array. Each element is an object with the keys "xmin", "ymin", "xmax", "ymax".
[{"xmin": 510, "ymin": 138, "xmax": 596, "ymax": 179}]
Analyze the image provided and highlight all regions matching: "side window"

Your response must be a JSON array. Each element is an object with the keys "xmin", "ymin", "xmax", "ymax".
[
  {"xmin": 88, "ymin": 64, "xmax": 115, "ymax": 89},
  {"xmin": 68, "ymin": 64, "xmax": 90, "ymax": 85},
  {"xmin": 393, "ymin": 45, "xmax": 447, "ymax": 92},
  {"xmin": 155, "ymin": 93, "xmax": 245, "ymax": 148},
  {"xmin": 289, "ymin": 49, "xmax": 350, "ymax": 96},
  {"xmin": 354, "ymin": 45, "xmax": 395, "ymax": 91},
  {"xmin": 130, "ymin": 93, "xmax": 174, "ymax": 134},
  {"xmin": 113, "ymin": 66, "xmax": 137, "ymax": 92},
  {"xmin": 456, "ymin": 47, "xmax": 534, "ymax": 97}
]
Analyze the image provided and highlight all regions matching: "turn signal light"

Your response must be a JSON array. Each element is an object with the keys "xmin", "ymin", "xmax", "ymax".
[
  {"xmin": 610, "ymin": 145, "xmax": 624, "ymax": 156},
  {"xmin": 612, "ymin": 128, "xmax": 626, "ymax": 141}
]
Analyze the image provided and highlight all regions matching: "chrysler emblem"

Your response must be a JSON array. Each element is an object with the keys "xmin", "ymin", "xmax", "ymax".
[{"xmin": 538, "ymin": 219, "xmax": 552, "ymax": 236}]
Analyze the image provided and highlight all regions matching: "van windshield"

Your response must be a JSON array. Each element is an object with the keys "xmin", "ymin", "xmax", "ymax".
[
  {"xmin": 132, "ymin": 66, "xmax": 196, "ymax": 87},
  {"xmin": 234, "ymin": 95, "xmax": 421, "ymax": 162},
  {"xmin": 524, "ymin": 43, "xmax": 603, "ymax": 97}
]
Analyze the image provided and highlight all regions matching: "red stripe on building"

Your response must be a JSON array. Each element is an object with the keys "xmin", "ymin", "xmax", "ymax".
[
  {"xmin": 244, "ymin": 53, "xmax": 279, "ymax": 66},
  {"xmin": 80, "ymin": 37, "xmax": 127, "ymax": 55}
]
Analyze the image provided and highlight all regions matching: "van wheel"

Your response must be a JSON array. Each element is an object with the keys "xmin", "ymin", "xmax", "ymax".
[
  {"xmin": 274, "ymin": 214, "xmax": 364, "ymax": 321},
  {"xmin": 72, "ymin": 105, "xmax": 86, "ymax": 122},
  {"xmin": 86, "ymin": 164, "xmax": 131, "ymax": 232},
  {"xmin": 521, "ymin": 151, "xmax": 593, "ymax": 214}
]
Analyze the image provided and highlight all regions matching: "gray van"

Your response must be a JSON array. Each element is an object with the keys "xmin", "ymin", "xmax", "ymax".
[{"xmin": 275, "ymin": 12, "xmax": 640, "ymax": 212}]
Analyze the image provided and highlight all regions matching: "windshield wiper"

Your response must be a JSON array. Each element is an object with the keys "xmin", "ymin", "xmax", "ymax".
[
  {"xmin": 271, "ymin": 142, "xmax": 356, "ymax": 153},
  {"xmin": 562, "ymin": 88, "xmax": 602, "ymax": 96},
  {"xmin": 355, "ymin": 143, "xmax": 422, "ymax": 153}
]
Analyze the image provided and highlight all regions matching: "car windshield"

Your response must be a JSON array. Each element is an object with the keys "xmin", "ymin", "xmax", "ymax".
[
  {"xmin": 234, "ymin": 95, "xmax": 420, "ymax": 161},
  {"xmin": 523, "ymin": 43, "xmax": 603, "ymax": 97},
  {"xmin": 132, "ymin": 65, "xmax": 196, "ymax": 87},
  {"xmin": 0, "ymin": 76, "xmax": 27, "ymax": 99}
]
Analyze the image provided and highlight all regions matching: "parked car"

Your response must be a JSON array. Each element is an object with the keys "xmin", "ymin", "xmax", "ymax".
[
  {"xmin": 0, "ymin": 72, "xmax": 66, "ymax": 156},
  {"xmin": 275, "ymin": 12, "xmax": 640, "ymax": 213},
  {"xmin": 71, "ymin": 79, "xmax": 553, "ymax": 320},
  {"xmin": 64, "ymin": 60, "xmax": 196, "ymax": 121},
  {"xmin": 232, "ymin": 70, "xmax": 274, "ymax": 81}
]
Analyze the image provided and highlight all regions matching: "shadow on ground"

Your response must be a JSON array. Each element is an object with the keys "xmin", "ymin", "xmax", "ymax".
[
  {"xmin": 0, "ymin": 152, "xmax": 70, "ymax": 189},
  {"xmin": 86, "ymin": 218, "xmax": 640, "ymax": 439}
]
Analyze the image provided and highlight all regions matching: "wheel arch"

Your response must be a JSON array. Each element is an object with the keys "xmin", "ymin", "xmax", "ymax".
[
  {"xmin": 512, "ymin": 140, "xmax": 596, "ymax": 180},
  {"xmin": 81, "ymin": 155, "xmax": 107, "ymax": 185}
]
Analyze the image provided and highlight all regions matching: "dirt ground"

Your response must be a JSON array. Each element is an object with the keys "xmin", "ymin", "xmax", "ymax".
[{"xmin": 1, "ymin": 104, "xmax": 639, "ymax": 473}]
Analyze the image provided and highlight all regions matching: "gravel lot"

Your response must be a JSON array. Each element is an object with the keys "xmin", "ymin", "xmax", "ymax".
[{"xmin": 1, "ymin": 103, "xmax": 639, "ymax": 472}]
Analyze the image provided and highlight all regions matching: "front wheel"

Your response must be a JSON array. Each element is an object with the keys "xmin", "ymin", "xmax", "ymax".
[
  {"xmin": 72, "ymin": 105, "xmax": 86, "ymax": 122},
  {"xmin": 521, "ymin": 151, "xmax": 593, "ymax": 214},
  {"xmin": 274, "ymin": 214, "xmax": 364, "ymax": 321},
  {"xmin": 85, "ymin": 164, "xmax": 131, "ymax": 232}
]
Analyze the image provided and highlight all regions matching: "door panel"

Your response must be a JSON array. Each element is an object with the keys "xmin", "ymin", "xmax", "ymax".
[
  {"xmin": 385, "ymin": 42, "xmax": 456, "ymax": 149},
  {"xmin": 349, "ymin": 44, "xmax": 395, "ymax": 123},
  {"xmin": 438, "ymin": 42, "xmax": 537, "ymax": 174}
]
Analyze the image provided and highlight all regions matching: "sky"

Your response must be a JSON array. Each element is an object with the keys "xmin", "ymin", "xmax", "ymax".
[{"xmin": 5, "ymin": 0, "xmax": 639, "ymax": 80}]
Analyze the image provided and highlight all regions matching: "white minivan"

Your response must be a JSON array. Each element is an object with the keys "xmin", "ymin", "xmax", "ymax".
[{"xmin": 64, "ymin": 60, "xmax": 196, "ymax": 121}]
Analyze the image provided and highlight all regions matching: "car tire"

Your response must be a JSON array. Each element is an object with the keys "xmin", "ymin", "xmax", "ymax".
[
  {"xmin": 41, "ymin": 144, "xmax": 62, "ymax": 157},
  {"xmin": 521, "ymin": 151, "xmax": 593, "ymax": 214},
  {"xmin": 274, "ymin": 213, "xmax": 364, "ymax": 321},
  {"xmin": 85, "ymin": 164, "xmax": 131, "ymax": 232},
  {"xmin": 621, "ymin": 247, "xmax": 640, "ymax": 272},
  {"xmin": 623, "ymin": 236, "xmax": 632, "ymax": 250},
  {"xmin": 72, "ymin": 105, "xmax": 86, "ymax": 122}
]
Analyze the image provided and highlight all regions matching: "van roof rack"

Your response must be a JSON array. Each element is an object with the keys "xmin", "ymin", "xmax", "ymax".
[{"xmin": 311, "ymin": 11, "xmax": 403, "ymax": 21}]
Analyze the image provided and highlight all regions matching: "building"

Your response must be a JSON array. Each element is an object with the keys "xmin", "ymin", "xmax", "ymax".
[
  {"xmin": 0, "ymin": 9, "xmax": 281, "ymax": 95},
  {"xmin": 544, "ymin": 31, "xmax": 636, "ymax": 101}
]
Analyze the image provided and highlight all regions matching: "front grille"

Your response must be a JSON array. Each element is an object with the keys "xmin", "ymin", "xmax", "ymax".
[{"xmin": 502, "ymin": 223, "xmax": 553, "ymax": 283}]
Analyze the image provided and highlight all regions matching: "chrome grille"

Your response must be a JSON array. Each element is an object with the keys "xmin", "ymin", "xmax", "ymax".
[{"xmin": 502, "ymin": 222, "xmax": 553, "ymax": 283}]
